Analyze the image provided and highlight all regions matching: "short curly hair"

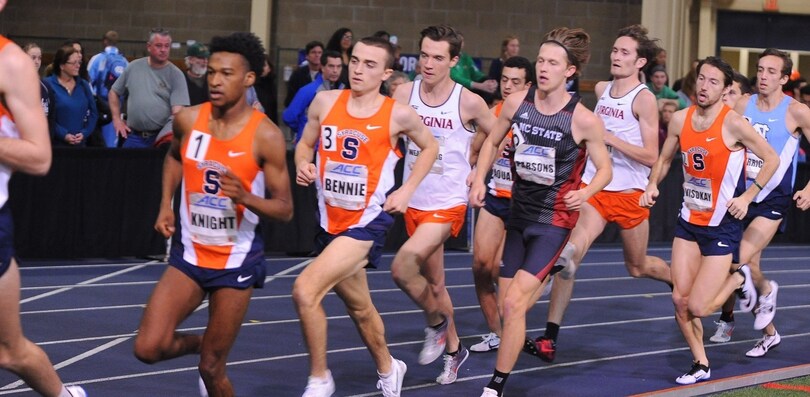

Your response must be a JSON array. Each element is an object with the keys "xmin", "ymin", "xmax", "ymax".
[{"xmin": 208, "ymin": 32, "xmax": 266, "ymax": 76}]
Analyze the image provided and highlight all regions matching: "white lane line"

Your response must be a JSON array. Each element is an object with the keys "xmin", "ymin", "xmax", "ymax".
[{"xmin": 20, "ymin": 264, "xmax": 151, "ymax": 304}]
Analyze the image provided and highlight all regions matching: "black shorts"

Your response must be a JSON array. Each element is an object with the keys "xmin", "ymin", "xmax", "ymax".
[
  {"xmin": 483, "ymin": 193, "xmax": 511, "ymax": 223},
  {"xmin": 501, "ymin": 220, "xmax": 570, "ymax": 280},
  {"xmin": 745, "ymin": 196, "xmax": 789, "ymax": 234},
  {"xmin": 315, "ymin": 212, "xmax": 393, "ymax": 269},
  {"xmin": 674, "ymin": 217, "xmax": 741, "ymax": 263},
  {"xmin": 0, "ymin": 203, "xmax": 14, "ymax": 278}
]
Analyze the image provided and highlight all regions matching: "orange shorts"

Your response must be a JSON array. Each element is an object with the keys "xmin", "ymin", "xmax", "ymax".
[
  {"xmin": 404, "ymin": 205, "xmax": 467, "ymax": 237},
  {"xmin": 584, "ymin": 184, "xmax": 649, "ymax": 229}
]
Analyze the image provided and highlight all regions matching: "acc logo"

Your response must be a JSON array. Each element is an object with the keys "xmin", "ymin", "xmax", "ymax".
[
  {"xmin": 520, "ymin": 146, "xmax": 552, "ymax": 157},
  {"xmin": 194, "ymin": 195, "xmax": 230, "ymax": 209},
  {"xmin": 332, "ymin": 164, "xmax": 364, "ymax": 176},
  {"xmin": 687, "ymin": 177, "xmax": 708, "ymax": 188}
]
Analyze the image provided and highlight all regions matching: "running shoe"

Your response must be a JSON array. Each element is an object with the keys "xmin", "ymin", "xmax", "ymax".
[
  {"xmin": 554, "ymin": 242, "xmax": 577, "ymax": 280},
  {"xmin": 523, "ymin": 336, "xmax": 556, "ymax": 363},
  {"xmin": 753, "ymin": 281, "xmax": 778, "ymax": 330},
  {"xmin": 198, "ymin": 376, "xmax": 208, "ymax": 397},
  {"xmin": 480, "ymin": 387, "xmax": 499, "ymax": 397},
  {"xmin": 66, "ymin": 386, "xmax": 87, "ymax": 397},
  {"xmin": 436, "ymin": 345, "xmax": 470, "ymax": 385},
  {"xmin": 675, "ymin": 362, "xmax": 711, "ymax": 385},
  {"xmin": 746, "ymin": 331, "xmax": 781, "ymax": 358},
  {"xmin": 419, "ymin": 318, "xmax": 448, "ymax": 365},
  {"xmin": 470, "ymin": 332, "xmax": 500, "ymax": 352},
  {"xmin": 709, "ymin": 320, "xmax": 734, "ymax": 343},
  {"xmin": 302, "ymin": 370, "xmax": 335, "ymax": 397},
  {"xmin": 735, "ymin": 264, "xmax": 757, "ymax": 312},
  {"xmin": 377, "ymin": 357, "xmax": 407, "ymax": 397}
]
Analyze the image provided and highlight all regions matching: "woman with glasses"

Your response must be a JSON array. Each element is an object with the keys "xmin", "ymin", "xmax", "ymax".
[
  {"xmin": 326, "ymin": 27, "xmax": 353, "ymax": 87},
  {"xmin": 43, "ymin": 44, "xmax": 97, "ymax": 146}
]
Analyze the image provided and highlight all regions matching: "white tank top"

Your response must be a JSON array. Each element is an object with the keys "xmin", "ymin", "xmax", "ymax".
[
  {"xmin": 404, "ymin": 80, "xmax": 473, "ymax": 210},
  {"xmin": 582, "ymin": 82, "xmax": 650, "ymax": 191}
]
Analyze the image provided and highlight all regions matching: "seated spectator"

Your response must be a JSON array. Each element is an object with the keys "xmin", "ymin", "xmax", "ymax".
[
  {"xmin": 184, "ymin": 42, "xmax": 209, "ymax": 106},
  {"xmin": 283, "ymin": 50, "xmax": 345, "ymax": 143},
  {"xmin": 285, "ymin": 40, "xmax": 323, "ymax": 107},
  {"xmin": 43, "ymin": 45, "xmax": 97, "ymax": 146},
  {"xmin": 647, "ymin": 65, "xmax": 685, "ymax": 109}
]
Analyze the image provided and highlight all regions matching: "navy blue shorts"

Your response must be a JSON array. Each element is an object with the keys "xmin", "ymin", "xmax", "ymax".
[
  {"xmin": 169, "ymin": 258, "xmax": 267, "ymax": 291},
  {"xmin": 0, "ymin": 203, "xmax": 14, "ymax": 278},
  {"xmin": 501, "ymin": 220, "xmax": 570, "ymax": 280},
  {"xmin": 483, "ymin": 193, "xmax": 511, "ymax": 223},
  {"xmin": 315, "ymin": 212, "xmax": 393, "ymax": 269},
  {"xmin": 674, "ymin": 217, "xmax": 741, "ymax": 263},
  {"xmin": 745, "ymin": 196, "xmax": 789, "ymax": 234}
]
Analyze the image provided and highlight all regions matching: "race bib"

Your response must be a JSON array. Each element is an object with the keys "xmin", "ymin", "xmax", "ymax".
[
  {"xmin": 187, "ymin": 193, "xmax": 237, "ymax": 246},
  {"xmin": 491, "ymin": 157, "xmax": 513, "ymax": 191},
  {"xmin": 322, "ymin": 159, "xmax": 369, "ymax": 210},
  {"xmin": 513, "ymin": 143, "xmax": 556, "ymax": 186},
  {"xmin": 406, "ymin": 135, "xmax": 445, "ymax": 175},
  {"xmin": 745, "ymin": 150, "xmax": 763, "ymax": 181},
  {"xmin": 683, "ymin": 176, "xmax": 713, "ymax": 212}
]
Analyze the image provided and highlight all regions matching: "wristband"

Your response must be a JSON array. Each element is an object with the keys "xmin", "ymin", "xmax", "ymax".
[{"xmin": 753, "ymin": 180, "xmax": 763, "ymax": 190}]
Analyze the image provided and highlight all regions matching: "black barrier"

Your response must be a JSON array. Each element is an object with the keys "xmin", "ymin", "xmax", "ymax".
[{"xmin": 8, "ymin": 148, "xmax": 810, "ymax": 259}]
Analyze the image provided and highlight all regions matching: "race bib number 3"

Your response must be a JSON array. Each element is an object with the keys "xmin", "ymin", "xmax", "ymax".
[
  {"xmin": 188, "ymin": 193, "xmax": 238, "ymax": 246},
  {"xmin": 323, "ymin": 160, "xmax": 369, "ymax": 210},
  {"xmin": 321, "ymin": 125, "xmax": 338, "ymax": 152},
  {"xmin": 514, "ymin": 143, "xmax": 556, "ymax": 186}
]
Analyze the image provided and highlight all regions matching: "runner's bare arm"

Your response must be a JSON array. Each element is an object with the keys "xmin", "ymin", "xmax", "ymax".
[
  {"xmin": 384, "ymin": 103, "xmax": 438, "ymax": 214},
  {"xmin": 790, "ymin": 101, "xmax": 810, "ymax": 209},
  {"xmin": 569, "ymin": 104, "xmax": 612, "ymax": 209},
  {"xmin": 469, "ymin": 93, "xmax": 520, "ymax": 207},
  {"xmin": 641, "ymin": 109, "xmax": 685, "ymax": 208}
]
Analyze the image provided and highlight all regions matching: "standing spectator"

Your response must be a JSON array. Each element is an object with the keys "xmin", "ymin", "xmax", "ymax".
[
  {"xmin": 800, "ymin": 85, "xmax": 810, "ymax": 106},
  {"xmin": 326, "ymin": 28, "xmax": 353, "ymax": 87},
  {"xmin": 284, "ymin": 40, "xmax": 323, "ymax": 107},
  {"xmin": 487, "ymin": 35, "xmax": 520, "ymax": 92},
  {"xmin": 658, "ymin": 101, "xmax": 677, "ymax": 150},
  {"xmin": 65, "ymin": 39, "xmax": 90, "ymax": 82},
  {"xmin": 43, "ymin": 45, "xmax": 97, "ymax": 146},
  {"xmin": 647, "ymin": 65, "xmax": 685, "ymax": 109},
  {"xmin": 109, "ymin": 28, "xmax": 189, "ymax": 148},
  {"xmin": 644, "ymin": 47, "xmax": 667, "ymax": 84},
  {"xmin": 254, "ymin": 54, "xmax": 279, "ymax": 124},
  {"xmin": 283, "ymin": 50, "xmax": 345, "ymax": 143},
  {"xmin": 184, "ymin": 42, "xmax": 209, "ymax": 106},
  {"xmin": 676, "ymin": 68, "xmax": 696, "ymax": 108},
  {"xmin": 385, "ymin": 71, "xmax": 409, "ymax": 97},
  {"xmin": 87, "ymin": 30, "xmax": 128, "ymax": 148},
  {"xmin": 22, "ymin": 43, "xmax": 50, "ymax": 118}
]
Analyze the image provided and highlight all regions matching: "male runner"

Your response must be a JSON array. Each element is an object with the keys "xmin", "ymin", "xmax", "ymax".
[
  {"xmin": 468, "ymin": 56, "xmax": 535, "ymax": 353},
  {"xmin": 527, "ymin": 25, "xmax": 671, "ymax": 362},
  {"xmin": 135, "ymin": 32, "xmax": 293, "ymax": 397},
  {"xmin": 471, "ymin": 27, "xmax": 613, "ymax": 397},
  {"xmin": 640, "ymin": 56, "xmax": 779, "ymax": 384},
  {"xmin": 0, "ymin": 0, "xmax": 87, "ymax": 394},
  {"xmin": 710, "ymin": 49, "xmax": 810, "ymax": 358},
  {"xmin": 389, "ymin": 25, "xmax": 496, "ymax": 385},
  {"xmin": 294, "ymin": 36, "xmax": 438, "ymax": 397}
]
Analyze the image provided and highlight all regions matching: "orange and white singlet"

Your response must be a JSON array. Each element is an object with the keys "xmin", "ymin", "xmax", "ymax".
[
  {"xmin": 316, "ymin": 90, "xmax": 401, "ymax": 234},
  {"xmin": 178, "ymin": 103, "xmax": 266, "ymax": 270},
  {"xmin": 487, "ymin": 102, "xmax": 513, "ymax": 198},
  {"xmin": 0, "ymin": 36, "xmax": 21, "ymax": 209},
  {"xmin": 679, "ymin": 105, "xmax": 746, "ymax": 227},
  {"xmin": 405, "ymin": 80, "xmax": 474, "ymax": 210},
  {"xmin": 583, "ymin": 82, "xmax": 651, "ymax": 190}
]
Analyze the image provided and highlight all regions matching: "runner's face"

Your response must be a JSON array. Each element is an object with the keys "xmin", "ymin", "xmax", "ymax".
[
  {"xmin": 207, "ymin": 52, "xmax": 254, "ymax": 107},
  {"xmin": 722, "ymin": 81, "xmax": 742, "ymax": 107},
  {"xmin": 610, "ymin": 36, "xmax": 645, "ymax": 78},
  {"xmin": 695, "ymin": 64, "xmax": 728, "ymax": 108},
  {"xmin": 348, "ymin": 42, "xmax": 392, "ymax": 93},
  {"xmin": 500, "ymin": 66, "xmax": 529, "ymax": 98},
  {"xmin": 419, "ymin": 38, "xmax": 457, "ymax": 85},
  {"xmin": 756, "ymin": 55, "xmax": 789, "ymax": 96},
  {"xmin": 535, "ymin": 43, "xmax": 575, "ymax": 93}
]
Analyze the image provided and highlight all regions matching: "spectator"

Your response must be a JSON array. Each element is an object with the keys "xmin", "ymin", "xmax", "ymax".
[
  {"xmin": 254, "ymin": 54, "xmax": 279, "ymax": 124},
  {"xmin": 109, "ymin": 28, "xmax": 189, "ymax": 148},
  {"xmin": 283, "ymin": 50, "xmax": 345, "ymax": 143},
  {"xmin": 672, "ymin": 59, "xmax": 699, "ymax": 92},
  {"xmin": 87, "ymin": 30, "xmax": 128, "ymax": 148},
  {"xmin": 284, "ymin": 40, "xmax": 323, "ymax": 107},
  {"xmin": 65, "ymin": 39, "xmax": 90, "ymax": 81},
  {"xmin": 644, "ymin": 47, "xmax": 667, "ymax": 84},
  {"xmin": 647, "ymin": 65, "xmax": 685, "ymax": 109},
  {"xmin": 325, "ymin": 27, "xmax": 353, "ymax": 87},
  {"xmin": 800, "ymin": 85, "xmax": 810, "ymax": 106},
  {"xmin": 373, "ymin": 30, "xmax": 391, "ymax": 42},
  {"xmin": 487, "ymin": 35, "xmax": 520, "ymax": 92},
  {"xmin": 22, "ymin": 43, "xmax": 51, "ymax": 118},
  {"xmin": 385, "ymin": 70, "xmax": 409, "ymax": 97},
  {"xmin": 676, "ymin": 67, "xmax": 696, "ymax": 107},
  {"xmin": 450, "ymin": 36, "xmax": 497, "ymax": 102},
  {"xmin": 184, "ymin": 42, "xmax": 209, "ymax": 106},
  {"xmin": 43, "ymin": 44, "xmax": 97, "ymax": 146},
  {"xmin": 658, "ymin": 100, "xmax": 677, "ymax": 150}
]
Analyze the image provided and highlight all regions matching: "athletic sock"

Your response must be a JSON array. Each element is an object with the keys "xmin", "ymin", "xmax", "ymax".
[
  {"xmin": 720, "ymin": 311, "xmax": 734, "ymax": 322},
  {"xmin": 486, "ymin": 370, "xmax": 510, "ymax": 395},
  {"xmin": 544, "ymin": 322, "xmax": 560, "ymax": 341},
  {"xmin": 447, "ymin": 341, "xmax": 462, "ymax": 356},
  {"xmin": 430, "ymin": 318, "xmax": 446, "ymax": 330}
]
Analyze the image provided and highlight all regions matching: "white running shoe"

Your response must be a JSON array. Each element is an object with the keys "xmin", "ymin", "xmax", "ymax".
[
  {"xmin": 746, "ymin": 331, "xmax": 781, "ymax": 358},
  {"xmin": 302, "ymin": 370, "xmax": 335, "ymax": 397},
  {"xmin": 377, "ymin": 357, "xmax": 407, "ymax": 397},
  {"xmin": 481, "ymin": 387, "xmax": 500, "ymax": 397},
  {"xmin": 66, "ymin": 385, "xmax": 87, "ymax": 397},
  {"xmin": 541, "ymin": 276, "xmax": 554, "ymax": 297},
  {"xmin": 418, "ymin": 318, "xmax": 448, "ymax": 365},
  {"xmin": 555, "ymin": 242, "xmax": 577, "ymax": 280},
  {"xmin": 675, "ymin": 362, "xmax": 711, "ymax": 385},
  {"xmin": 753, "ymin": 281, "xmax": 778, "ymax": 330},
  {"xmin": 709, "ymin": 320, "xmax": 734, "ymax": 343},
  {"xmin": 470, "ymin": 332, "xmax": 501, "ymax": 352},
  {"xmin": 436, "ymin": 346, "xmax": 470, "ymax": 385},
  {"xmin": 198, "ymin": 376, "xmax": 208, "ymax": 397},
  {"xmin": 736, "ymin": 264, "xmax": 757, "ymax": 312}
]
